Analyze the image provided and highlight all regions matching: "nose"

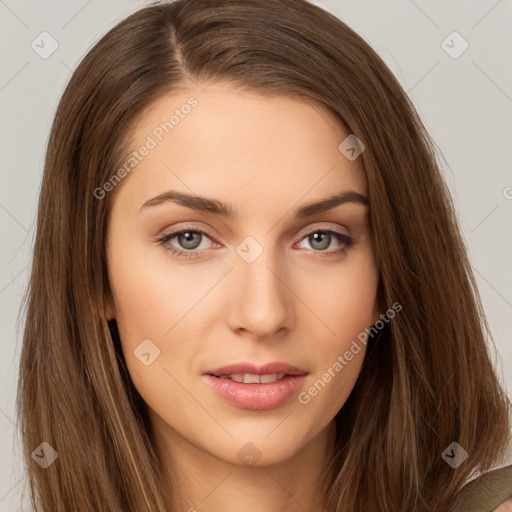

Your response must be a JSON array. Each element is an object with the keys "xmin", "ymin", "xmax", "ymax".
[{"xmin": 226, "ymin": 245, "xmax": 295, "ymax": 340}]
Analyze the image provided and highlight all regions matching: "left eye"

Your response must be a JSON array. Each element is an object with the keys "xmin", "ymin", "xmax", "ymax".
[{"xmin": 296, "ymin": 230, "xmax": 354, "ymax": 252}]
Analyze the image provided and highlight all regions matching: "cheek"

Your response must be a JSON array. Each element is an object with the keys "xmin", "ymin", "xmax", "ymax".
[
  {"xmin": 107, "ymin": 241, "xmax": 221, "ymax": 387},
  {"xmin": 107, "ymin": 257, "xmax": 196, "ymax": 413},
  {"xmin": 306, "ymin": 251, "xmax": 380, "ymax": 341},
  {"xmin": 299, "ymin": 251, "xmax": 379, "ymax": 403},
  {"xmin": 108, "ymin": 240, "xmax": 213, "ymax": 338}
]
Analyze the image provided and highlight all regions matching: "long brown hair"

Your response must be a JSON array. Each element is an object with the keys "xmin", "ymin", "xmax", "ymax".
[{"xmin": 17, "ymin": 0, "xmax": 511, "ymax": 510}]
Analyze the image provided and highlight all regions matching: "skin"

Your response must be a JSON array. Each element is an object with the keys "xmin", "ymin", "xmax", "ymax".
[{"xmin": 106, "ymin": 83, "xmax": 382, "ymax": 512}]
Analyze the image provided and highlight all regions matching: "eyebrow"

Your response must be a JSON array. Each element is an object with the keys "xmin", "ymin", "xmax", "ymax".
[{"xmin": 139, "ymin": 189, "xmax": 368, "ymax": 217}]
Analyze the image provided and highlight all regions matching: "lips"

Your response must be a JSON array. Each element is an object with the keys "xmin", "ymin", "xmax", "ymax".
[
  {"xmin": 203, "ymin": 361, "xmax": 309, "ymax": 410},
  {"xmin": 205, "ymin": 362, "xmax": 308, "ymax": 378}
]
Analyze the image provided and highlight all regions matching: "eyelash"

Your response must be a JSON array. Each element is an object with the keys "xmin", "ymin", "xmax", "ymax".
[{"xmin": 156, "ymin": 225, "xmax": 355, "ymax": 260}]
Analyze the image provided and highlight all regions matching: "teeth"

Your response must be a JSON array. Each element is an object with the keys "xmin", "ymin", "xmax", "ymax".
[
  {"xmin": 243, "ymin": 373, "xmax": 260, "ymax": 384},
  {"xmin": 259, "ymin": 374, "xmax": 278, "ymax": 384},
  {"xmin": 218, "ymin": 373, "xmax": 286, "ymax": 383}
]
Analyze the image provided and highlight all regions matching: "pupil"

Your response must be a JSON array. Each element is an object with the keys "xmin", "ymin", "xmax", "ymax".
[
  {"xmin": 179, "ymin": 232, "xmax": 201, "ymax": 249},
  {"xmin": 310, "ymin": 232, "xmax": 330, "ymax": 251}
]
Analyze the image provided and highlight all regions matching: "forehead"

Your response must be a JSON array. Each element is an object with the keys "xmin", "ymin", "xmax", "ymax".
[{"xmin": 114, "ymin": 84, "xmax": 367, "ymax": 214}]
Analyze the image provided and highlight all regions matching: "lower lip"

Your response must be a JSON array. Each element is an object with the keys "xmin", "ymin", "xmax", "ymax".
[{"xmin": 203, "ymin": 374, "xmax": 308, "ymax": 410}]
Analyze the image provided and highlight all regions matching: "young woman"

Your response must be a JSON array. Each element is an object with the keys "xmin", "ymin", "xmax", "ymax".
[{"xmin": 17, "ymin": 0, "xmax": 511, "ymax": 510}]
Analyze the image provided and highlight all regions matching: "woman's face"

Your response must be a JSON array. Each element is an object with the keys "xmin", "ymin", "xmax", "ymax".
[{"xmin": 106, "ymin": 83, "xmax": 380, "ymax": 468}]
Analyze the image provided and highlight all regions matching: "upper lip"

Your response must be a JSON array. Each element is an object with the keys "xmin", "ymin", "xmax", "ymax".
[{"xmin": 205, "ymin": 362, "xmax": 308, "ymax": 377}]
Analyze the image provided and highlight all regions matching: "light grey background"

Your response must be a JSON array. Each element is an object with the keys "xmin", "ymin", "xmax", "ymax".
[{"xmin": 1, "ymin": 1, "xmax": 511, "ymax": 510}]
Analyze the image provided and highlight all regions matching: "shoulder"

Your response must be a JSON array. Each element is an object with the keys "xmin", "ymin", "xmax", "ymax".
[{"xmin": 448, "ymin": 464, "xmax": 512, "ymax": 512}]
